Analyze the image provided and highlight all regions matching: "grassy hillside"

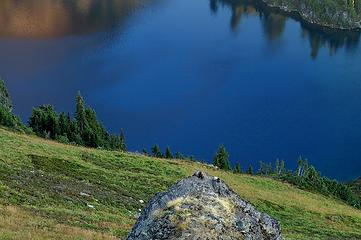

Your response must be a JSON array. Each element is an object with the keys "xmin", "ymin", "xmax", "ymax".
[{"xmin": 1, "ymin": 128, "xmax": 361, "ymax": 240}]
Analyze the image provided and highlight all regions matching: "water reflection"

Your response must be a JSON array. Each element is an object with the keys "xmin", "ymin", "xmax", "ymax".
[
  {"xmin": 0, "ymin": 0, "xmax": 149, "ymax": 38},
  {"xmin": 211, "ymin": 0, "xmax": 361, "ymax": 58},
  {"xmin": 301, "ymin": 27, "xmax": 361, "ymax": 59}
]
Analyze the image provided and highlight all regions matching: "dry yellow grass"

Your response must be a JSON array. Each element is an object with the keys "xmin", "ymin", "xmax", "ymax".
[{"xmin": 0, "ymin": 205, "xmax": 117, "ymax": 240}]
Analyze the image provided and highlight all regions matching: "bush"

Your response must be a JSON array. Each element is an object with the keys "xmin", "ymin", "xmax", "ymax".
[{"xmin": 56, "ymin": 135, "xmax": 69, "ymax": 144}]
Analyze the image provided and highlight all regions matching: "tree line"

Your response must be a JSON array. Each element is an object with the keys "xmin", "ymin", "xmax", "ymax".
[
  {"xmin": 142, "ymin": 144, "xmax": 196, "ymax": 161},
  {"xmin": 0, "ymin": 79, "xmax": 126, "ymax": 151},
  {"xmin": 0, "ymin": 79, "xmax": 29, "ymax": 132},
  {"xmin": 210, "ymin": 144, "xmax": 360, "ymax": 209},
  {"xmin": 28, "ymin": 92, "xmax": 126, "ymax": 151},
  {"xmin": 0, "ymin": 78, "xmax": 360, "ymax": 209}
]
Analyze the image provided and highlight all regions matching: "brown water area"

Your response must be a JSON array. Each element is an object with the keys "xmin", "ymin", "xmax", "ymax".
[{"xmin": 0, "ymin": 0, "xmax": 148, "ymax": 38}]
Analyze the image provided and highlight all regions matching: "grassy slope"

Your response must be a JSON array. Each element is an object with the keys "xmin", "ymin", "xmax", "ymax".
[{"xmin": 0, "ymin": 128, "xmax": 361, "ymax": 240}]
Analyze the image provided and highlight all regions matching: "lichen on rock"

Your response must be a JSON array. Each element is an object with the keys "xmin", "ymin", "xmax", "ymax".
[{"xmin": 127, "ymin": 171, "xmax": 282, "ymax": 240}]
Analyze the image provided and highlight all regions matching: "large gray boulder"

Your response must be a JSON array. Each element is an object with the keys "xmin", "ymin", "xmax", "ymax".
[{"xmin": 127, "ymin": 171, "xmax": 282, "ymax": 240}]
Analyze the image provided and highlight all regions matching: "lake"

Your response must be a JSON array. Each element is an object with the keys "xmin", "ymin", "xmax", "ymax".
[{"xmin": 1, "ymin": 0, "xmax": 361, "ymax": 181}]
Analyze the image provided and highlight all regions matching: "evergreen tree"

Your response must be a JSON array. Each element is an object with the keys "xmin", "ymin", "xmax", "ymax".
[
  {"xmin": 0, "ymin": 79, "xmax": 12, "ymax": 111},
  {"xmin": 213, "ymin": 144, "xmax": 230, "ymax": 170},
  {"xmin": 75, "ymin": 91, "xmax": 87, "ymax": 133},
  {"xmin": 151, "ymin": 144, "xmax": 163, "ymax": 158},
  {"xmin": 165, "ymin": 147, "xmax": 173, "ymax": 159},
  {"xmin": 82, "ymin": 108, "xmax": 106, "ymax": 148},
  {"xmin": 258, "ymin": 161, "xmax": 267, "ymax": 175},
  {"xmin": 28, "ymin": 105, "xmax": 59, "ymax": 139},
  {"xmin": 0, "ymin": 79, "xmax": 25, "ymax": 131},
  {"xmin": 275, "ymin": 159, "xmax": 280, "ymax": 175},
  {"xmin": 119, "ymin": 129, "xmax": 127, "ymax": 151},
  {"xmin": 297, "ymin": 156, "xmax": 303, "ymax": 176},
  {"xmin": 142, "ymin": 148, "xmax": 148, "ymax": 156},
  {"xmin": 175, "ymin": 152, "xmax": 184, "ymax": 159},
  {"xmin": 280, "ymin": 159, "xmax": 285, "ymax": 175},
  {"xmin": 247, "ymin": 164, "xmax": 254, "ymax": 175},
  {"xmin": 58, "ymin": 112, "xmax": 70, "ymax": 137},
  {"xmin": 67, "ymin": 114, "xmax": 81, "ymax": 144},
  {"xmin": 302, "ymin": 159, "xmax": 309, "ymax": 178},
  {"xmin": 109, "ymin": 134, "xmax": 119, "ymax": 150},
  {"xmin": 213, "ymin": 152, "xmax": 220, "ymax": 167},
  {"xmin": 234, "ymin": 162, "xmax": 242, "ymax": 174},
  {"xmin": 27, "ymin": 92, "xmax": 127, "ymax": 151},
  {"xmin": 268, "ymin": 162, "xmax": 274, "ymax": 175}
]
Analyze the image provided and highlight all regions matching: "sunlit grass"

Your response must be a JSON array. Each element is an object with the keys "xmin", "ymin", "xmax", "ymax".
[{"xmin": 0, "ymin": 128, "xmax": 361, "ymax": 239}]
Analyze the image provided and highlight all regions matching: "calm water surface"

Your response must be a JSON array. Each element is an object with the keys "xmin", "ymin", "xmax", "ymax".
[{"xmin": 1, "ymin": 0, "xmax": 361, "ymax": 180}]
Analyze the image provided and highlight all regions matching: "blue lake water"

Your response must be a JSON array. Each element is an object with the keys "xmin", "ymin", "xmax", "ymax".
[{"xmin": 1, "ymin": 0, "xmax": 361, "ymax": 181}]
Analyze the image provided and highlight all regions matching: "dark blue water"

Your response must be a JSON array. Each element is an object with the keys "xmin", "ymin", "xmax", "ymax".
[{"xmin": 1, "ymin": 0, "xmax": 361, "ymax": 181}]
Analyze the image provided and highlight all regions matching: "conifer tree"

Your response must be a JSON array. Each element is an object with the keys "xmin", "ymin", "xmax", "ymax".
[
  {"xmin": 28, "ymin": 105, "xmax": 59, "ymax": 139},
  {"xmin": 213, "ymin": 144, "xmax": 230, "ymax": 170},
  {"xmin": 165, "ymin": 147, "xmax": 173, "ymax": 159},
  {"xmin": 297, "ymin": 156, "xmax": 303, "ymax": 177},
  {"xmin": 275, "ymin": 159, "xmax": 280, "ymax": 175},
  {"xmin": 0, "ymin": 79, "xmax": 12, "ymax": 111},
  {"xmin": 302, "ymin": 159, "xmax": 309, "ymax": 178},
  {"xmin": 258, "ymin": 161, "xmax": 267, "ymax": 175},
  {"xmin": 75, "ymin": 91, "xmax": 87, "ymax": 133},
  {"xmin": 0, "ymin": 79, "xmax": 26, "ymax": 131},
  {"xmin": 268, "ymin": 162, "xmax": 274, "ymax": 175},
  {"xmin": 175, "ymin": 152, "xmax": 184, "ymax": 159},
  {"xmin": 280, "ymin": 160, "xmax": 285, "ymax": 175},
  {"xmin": 142, "ymin": 148, "xmax": 148, "ymax": 156},
  {"xmin": 247, "ymin": 164, "xmax": 254, "ymax": 175},
  {"xmin": 119, "ymin": 129, "xmax": 127, "ymax": 151},
  {"xmin": 234, "ymin": 162, "xmax": 242, "ymax": 174},
  {"xmin": 151, "ymin": 144, "xmax": 163, "ymax": 158},
  {"xmin": 58, "ymin": 112, "xmax": 70, "ymax": 137}
]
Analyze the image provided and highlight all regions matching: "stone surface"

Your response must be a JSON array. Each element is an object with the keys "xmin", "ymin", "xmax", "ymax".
[
  {"xmin": 127, "ymin": 171, "xmax": 282, "ymax": 240},
  {"xmin": 262, "ymin": 0, "xmax": 361, "ymax": 30}
]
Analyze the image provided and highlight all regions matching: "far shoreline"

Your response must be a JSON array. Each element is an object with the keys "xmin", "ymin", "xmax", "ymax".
[{"xmin": 250, "ymin": 0, "xmax": 361, "ymax": 32}]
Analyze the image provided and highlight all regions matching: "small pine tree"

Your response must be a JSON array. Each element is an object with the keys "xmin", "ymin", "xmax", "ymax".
[
  {"xmin": 258, "ymin": 161, "xmax": 267, "ymax": 175},
  {"xmin": 268, "ymin": 162, "xmax": 273, "ymax": 175},
  {"xmin": 175, "ymin": 152, "xmax": 184, "ymax": 159},
  {"xmin": 302, "ymin": 159, "xmax": 309, "ymax": 178},
  {"xmin": 275, "ymin": 159, "xmax": 280, "ymax": 175},
  {"xmin": 0, "ymin": 79, "xmax": 12, "ymax": 111},
  {"xmin": 297, "ymin": 156, "xmax": 303, "ymax": 177},
  {"xmin": 142, "ymin": 148, "xmax": 148, "ymax": 156},
  {"xmin": 280, "ymin": 160, "xmax": 285, "ymax": 175},
  {"xmin": 151, "ymin": 144, "xmax": 163, "ymax": 158},
  {"xmin": 75, "ymin": 91, "xmax": 87, "ymax": 133},
  {"xmin": 234, "ymin": 162, "xmax": 242, "ymax": 174},
  {"xmin": 119, "ymin": 129, "xmax": 127, "ymax": 151},
  {"xmin": 247, "ymin": 164, "xmax": 254, "ymax": 175},
  {"xmin": 213, "ymin": 144, "xmax": 230, "ymax": 170},
  {"xmin": 165, "ymin": 147, "xmax": 173, "ymax": 159}
]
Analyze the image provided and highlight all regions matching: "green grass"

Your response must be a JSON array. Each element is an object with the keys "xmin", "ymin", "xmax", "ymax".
[{"xmin": 0, "ymin": 128, "xmax": 361, "ymax": 239}]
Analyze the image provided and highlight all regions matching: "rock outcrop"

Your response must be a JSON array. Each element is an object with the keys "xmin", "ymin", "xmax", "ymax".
[
  {"xmin": 127, "ymin": 171, "xmax": 282, "ymax": 240},
  {"xmin": 261, "ymin": 0, "xmax": 361, "ymax": 30}
]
